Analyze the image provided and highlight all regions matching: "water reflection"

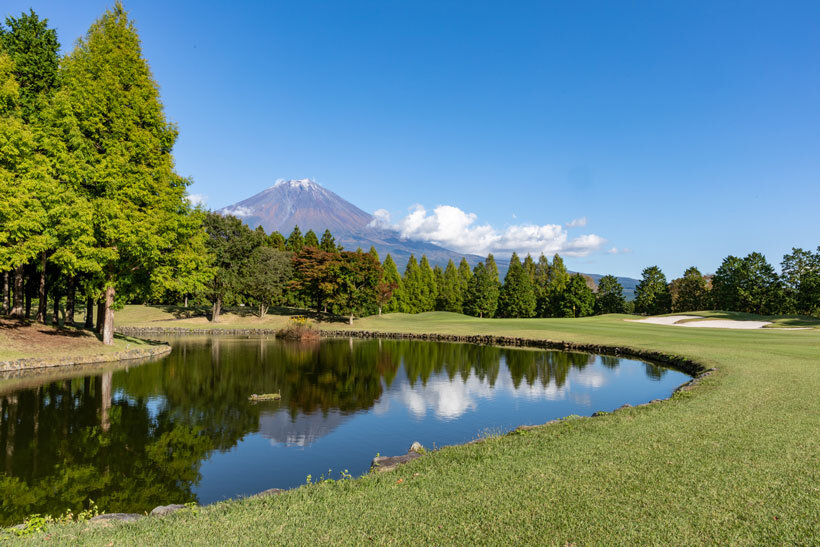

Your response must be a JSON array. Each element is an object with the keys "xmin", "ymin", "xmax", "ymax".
[{"xmin": 0, "ymin": 337, "xmax": 686, "ymax": 524}]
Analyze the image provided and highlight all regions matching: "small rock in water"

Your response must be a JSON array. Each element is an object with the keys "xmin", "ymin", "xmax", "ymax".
[
  {"xmin": 408, "ymin": 441, "xmax": 424, "ymax": 453},
  {"xmin": 150, "ymin": 504, "xmax": 188, "ymax": 517},
  {"xmin": 90, "ymin": 513, "xmax": 143, "ymax": 523},
  {"xmin": 371, "ymin": 452, "xmax": 422, "ymax": 473}
]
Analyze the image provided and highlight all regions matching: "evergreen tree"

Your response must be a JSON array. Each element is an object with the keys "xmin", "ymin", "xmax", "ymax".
[
  {"xmin": 522, "ymin": 254, "xmax": 536, "ymax": 282},
  {"xmin": 268, "ymin": 231, "xmax": 286, "ymax": 250},
  {"xmin": 49, "ymin": 3, "xmax": 208, "ymax": 342},
  {"xmin": 381, "ymin": 254, "xmax": 402, "ymax": 313},
  {"xmin": 564, "ymin": 274, "xmax": 596, "ymax": 317},
  {"xmin": 401, "ymin": 254, "xmax": 421, "ymax": 313},
  {"xmin": 781, "ymin": 247, "xmax": 820, "ymax": 316},
  {"xmin": 671, "ymin": 267, "xmax": 709, "ymax": 312},
  {"xmin": 485, "ymin": 254, "xmax": 500, "ymax": 285},
  {"xmin": 464, "ymin": 263, "xmax": 499, "ymax": 318},
  {"xmin": 498, "ymin": 252, "xmax": 536, "ymax": 318},
  {"xmin": 457, "ymin": 257, "xmax": 472, "ymax": 305},
  {"xmin": 546, "ymin": 254, "xmax": 571, "ymax": 317},
  {"xmin": 245, "ymin": 247, "xmax": 292, "ymax": 317},
  {"xmin": 286, "ymin": 225, "xmax": 304, "ymax": 252},
  {"xmin": 418, "ymin": 255, "xmax": 437, "ymax": 312},
  {"xmin": 333, "ymin": 250, "xmax": 381, "ymax": 325},
  {"xmin": 433, "ymin": 265, "xmax": 445, "ymax": 310},
  {"xmin": 319, "ymin": 229, "xmax": 338, "ymax": 252},
  {"xmin": 437, "ymin": 260, "xmax": 463, "ymax": 312},
  {"xmin": 534, "ymin": 254, "xmax": 550, "ymax": 316},
  {"xmin": 595, "ymin": 275, "xmax": 626, "ymax": 314},
  {"xmin": 634, "ymin": 266, "xmax": 671, "ymax": 315},
  {"xmin": 303, "ymin": 229, "xmax": 319, "ymax": 248},
  {"xmin": 712, "ymin": 253, "xmax": 782, "ymax": 314}
]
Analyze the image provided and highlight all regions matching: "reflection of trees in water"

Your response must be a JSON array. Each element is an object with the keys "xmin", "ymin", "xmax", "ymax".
[
  {"xmin": 0, "ymin": 338, "xmax": 663, "ymax": 524},
  {"xmin": 0, "ymin": 376, "xmax": 212, "ymax": 526}
]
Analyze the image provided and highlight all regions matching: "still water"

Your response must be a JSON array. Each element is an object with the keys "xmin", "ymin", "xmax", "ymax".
[{"xmin": 0, "ymin": 337, "xmax": 689, "ymax": 524}]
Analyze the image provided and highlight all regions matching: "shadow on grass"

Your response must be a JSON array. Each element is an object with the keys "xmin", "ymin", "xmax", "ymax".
[{"xmin": 682, "ymin": 310, "xmax": 820, "ymax": 328}]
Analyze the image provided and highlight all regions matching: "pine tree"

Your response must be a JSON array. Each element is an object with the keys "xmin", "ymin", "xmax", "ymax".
[
  {"xmin": 287, "ymin": 225, "xmax": 304, "ymax": 252},
  {"xmin": 522, "ymin": 254, "xmax": 536, "ymax": 282},
  {"xmin": 457, "ymin": 257, "xmax": 472, "ymax": 305},
  {"xmin": 437, "ymin": 259, "xmax": 463, "ymax": 312},
  {"xmin": 268, "ymin": 231, "xmax": 286, "ymax": 250},
  {"xmin": 534, "ymin": 254, "xmax": 550, "ymax": 316},
  {"xmin": 464, "ymin": 263, "xmax": 499, "ymax": 318},
  {"xmin": 319, "ymin": 229, "xmax": 337, "ymax": 252},
  {"xmin": 381, "ymin": 254, "xmax": 402, "ymax": 313},
  {"xmin": 595, "ymin": 274, "xmax": 626, "ymax": 314},
  {"xmin": 49, "ymin": 3, "xmax": 208, "ymax": 342},
  {"xmin": 401, "ymin": 254, "xmax": 421, "ymax": 313},
  {"xmin": 485, "ymin": 254, "xmax": 500, "ymax": 285},
  {"xmin": 564, "ymin": 274, "xmax": 596, "ymax": 317},
  {"xmin": 304, "ymin": 229, "xmax": 319, "ymax": 248},
  {"xmin": 547, "ymin": 254, "xmax": 571, "ymax": 317},
  {"xmin": 418, "ymin": 255, "xmax": 437, "ymax": 312},
  {"xmin": 498, "ymin": 252, "xmax": 536, "ymax": 318},
  {"xmin": 634, "ymin": 266, "xmax": 671, "ymax": 315}
]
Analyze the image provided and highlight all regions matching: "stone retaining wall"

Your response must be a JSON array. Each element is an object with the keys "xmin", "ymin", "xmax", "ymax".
[{"xmin": 0, "ymin": 344, "xmax": 172, "ymax": 373}]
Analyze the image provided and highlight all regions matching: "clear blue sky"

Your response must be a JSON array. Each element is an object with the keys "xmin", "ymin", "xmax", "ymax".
[{"xmin": 6, "ymin": 1, "xmax": 820, "ymax": 278}]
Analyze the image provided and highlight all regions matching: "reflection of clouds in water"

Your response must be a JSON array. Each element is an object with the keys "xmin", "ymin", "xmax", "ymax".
[
  {"xmin": 572, "ymin": 368, "xmax": 607, "ymax": 388},
  {"xmin": 390, "ymin": 367, "xmax": 579, "ymax": 421}
]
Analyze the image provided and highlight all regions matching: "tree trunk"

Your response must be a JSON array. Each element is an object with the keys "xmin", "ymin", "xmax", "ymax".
[
  {"xmin": 378, "ymin": 305, "xmax": 382, "ymax": 315},
  {"xmin": 2, "ymin": 272, "xmax": 8, "ymax": 315},
  {"xmin": 102, "ymin": 285, "xmax": 115, "ymax": 345},
  {"xmin": 211, "ymin": 296, "xmax": 222, "ymax": 322},
  {"xmin": 11, "ymin": 266, "xmax": 24, "ymax": 318},
  {"xmin": 184, "ymin": 294, "xmax": 188, "ymax": 308},
  {"xmin": 348, "ymin": 313, "xmax": 354, "ymax": 326},
  {"xmin": 259, "ymin": 303, "xmax": 267, "ymax": 318},
  {"xmin": 96, "ymin": 300, "xmax": 105, "ymax": 333},
  {"xmin": 36, "ymin": 253, "xmax": 47, "ymax": 324},
  {"xmin": 66, "ymin": 277, "xmax": 76, "ymax": 325},
  {"xmin": 85, "ymin": 298, "xmax": 94, "ymax": 328},
  {"xmin": 25, "ymin": 293, "xmax": 31, "ymax": 319},
  {"xmin": 52, "ymin": 293, "xmax": 60, "ymax": 326}
]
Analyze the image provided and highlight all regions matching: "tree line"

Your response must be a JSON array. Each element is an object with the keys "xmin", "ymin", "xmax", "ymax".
[{"xmin": 633, "ymin": 248, "xmax": 820, "ymax": 316}]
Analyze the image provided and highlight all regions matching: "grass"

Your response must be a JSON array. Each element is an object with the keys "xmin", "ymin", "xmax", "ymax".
[
  {"xmin": 9, "ymin": 309, "xmax": 820, "ymax": 544},
  {"xmin": 661, "ymin": 309, "xmax": 820, "ymax": 328},
  {"xmin": 0, "ymin": 318, "xmax": 153, "ymax": 362}
]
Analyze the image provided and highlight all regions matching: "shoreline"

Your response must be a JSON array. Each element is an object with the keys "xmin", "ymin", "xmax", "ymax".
[{"xmin": 0, "ymin": 343, "xmax": 172, "ymax": 374}]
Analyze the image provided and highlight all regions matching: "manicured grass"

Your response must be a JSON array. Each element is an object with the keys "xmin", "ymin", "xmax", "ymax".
[
  {"xmin": 109, "ymin": 304, "xmax": 294, "ymax": 330},
  {"xmin": 0, "ymin": 319, "xmax": 152, "ymax": 361},
  {"xmin": 11, "ymin": 310, "xmax": 820, "ymax": 544},
  {"xmin": 662, "ymin": 309, "xmax": 820, "ymax": 329}
]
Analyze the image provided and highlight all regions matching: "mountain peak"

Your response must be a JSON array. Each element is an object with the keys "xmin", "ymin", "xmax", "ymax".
[{"xmin": 273, "ymin": 178, "xmax": 318, "ymax": 190}]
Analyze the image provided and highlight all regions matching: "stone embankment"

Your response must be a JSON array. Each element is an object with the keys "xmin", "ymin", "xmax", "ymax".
[{"xmin": 0, "ymin": 344, "xmax": 172, "ymax": 373}]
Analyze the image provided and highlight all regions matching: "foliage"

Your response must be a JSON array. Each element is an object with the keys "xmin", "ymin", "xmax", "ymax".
[
  {"xmin": 497, "ymin": 253, "xmax": 536, "ymax": 318},
  {"xmin": 562, "ymin": 274, "xmax": 595, "ymax": 317},
  {"xmin": 634, "ymin": 266, "xmax": 671, "ymax": 315},
  {"xmin": 464, "ymin": 262, "xmax": 499, "ymax": 318},
  {"xmin": 595, "ymin": 274, "xmax": 626, "ymax": 314},
  {"xmin": 712, "ymin": 253, "xmax": 782, "ymax": 315},
  {"xmin": 246, "ymin": 247, "xmax": 292, "ymax": 317},
  {"xmin": 670, "ymin": 266, "xmax": 709, "ymax": 312}
]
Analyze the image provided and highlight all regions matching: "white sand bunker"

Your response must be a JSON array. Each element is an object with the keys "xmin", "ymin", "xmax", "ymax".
[{"xmin": 628, "ymin": 315, "xmax": 772, "ymax": 329}]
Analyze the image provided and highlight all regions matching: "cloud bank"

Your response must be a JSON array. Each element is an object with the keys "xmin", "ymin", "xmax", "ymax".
[{"xmin": 371, "ymin": 205, "xmax": 607, "ymax": 257}]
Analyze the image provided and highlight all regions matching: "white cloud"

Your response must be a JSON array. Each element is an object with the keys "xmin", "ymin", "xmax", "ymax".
[
  {"xmin": 606, "ymin": 247, "xmax": 633, "ymax": 255},
  {"xmin": 221, "ymin": 205, "xmax": 253, "ymax": 218},
  {"xmin": 367, "ymin": 208, "xmax": 392, "ymax": 229},
  {"xmin": 187, "ymin": 193, "xmax": 207, "ymax": 206},
  {"xmin": 566, "ymin": 217, "xmax": 587, "ymax": 228},
  {"xmin": 381, "ymin": 204, "xmax": 607, "ymax": 257}
]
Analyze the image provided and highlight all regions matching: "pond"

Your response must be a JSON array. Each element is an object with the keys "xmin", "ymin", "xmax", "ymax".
[{"xmin": 0, "ymin": 337, "xmax": 690, "ymax": 525}]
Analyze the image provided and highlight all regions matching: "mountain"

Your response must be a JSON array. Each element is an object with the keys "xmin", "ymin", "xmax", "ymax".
[
  {"xmin": 218, "ymin": 179, "xmax": 486, "ymax": 270},
  {"xmin": 217, "ymin": 179, "xmax": 639, "ymax": 298}
]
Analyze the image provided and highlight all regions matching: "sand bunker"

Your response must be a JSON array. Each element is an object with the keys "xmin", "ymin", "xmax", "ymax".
[{"xmin": 628, "ymin": 316, "xmax": 772, "ymax": 329}]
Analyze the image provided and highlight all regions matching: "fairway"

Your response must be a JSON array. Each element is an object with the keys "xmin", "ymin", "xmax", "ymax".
[{"xmin": 19, "ymin": 310, "xmax": 820, "ymax": 544}]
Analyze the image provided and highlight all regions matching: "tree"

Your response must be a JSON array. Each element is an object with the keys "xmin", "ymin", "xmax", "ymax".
[
  {"xmin": 457, "ymin": 258, "xmax": 472, "ymax": 307},
  {"xmin": 319, "ymin": 229, "xmax": 338, "ymax": 252},
  {"xmin": 533, "ymin": 254, "xmax": 550, "ymax": 316},
  {"xmin": 286, "ymin": 225, "xmax": 304, "ymax": 252},
  {"xmin": 48, "ymin": 3, "xmax": 205, "ymax": 342},
  {"xmin": 498, "ymin": 252, "xmax": 536, "ymax": 318},
  {"xmin": 203, "ymin": 213, "xmax": 258, "ymax": 321},
  {"xmin": 334, "ymin": 251, "xmax": 382, "ymax": 325},
  {"xmin": 781, "ymin": 247, "xmax": 820, "ymax": 316},
  {"xmin": 303, "ymin": 229, "xmax": 319, "ymax": 249},
  {"xmin": 564, "ymin": 274, "xmax": 595, "ymax": 317},
  {"xmin": 712, "ymin": 253, "xmax": 782, "ymax": 314},
  {"xmin": 401, "ymin": 255, "xmax": 422, "ymax": 313},
  {"xmin": 670, "ymin": 267, "xmax": 709, "ymax": 312},
  {"xmin": 595, "ymin": 275, "xmax": 626, "ymax": 314},
  {"xmin": 545, "ymin": 254, "xmax": 571, "ymax": 317},
  {"xmin": 485, "ymin": 254, "xmax": 500, "ymax": 285},
  {"xmin": 436, "ymin": 260, "xmax": 463, "ymax": 312},
  {"xmin": 464, "ymin": 263, "xmax": 499, "ymax": 318},
  {"xmin": 634, "ymin": 266, "xmax": 671, "ymax": 315},
  {"xmin": 291, "ymin": 246, "xmax": 339, "ymax": 314},
  {"xmin": 268, "ymin": 231, "xmax": 286, "ymax": 250},
  {"xmin": 522, "ymin": 254, "xmax": 536, "ymax": 282},
  {"xmin": 246, "ymin": 247, "xmax": 292, "ymax": 317},
  {"xmin": 418, "ymin": 256, "xmax": 437, "ymax": 312},
  {"xmin": 380, "ymin": 254, "xmax": 402, "ymax": 313}
]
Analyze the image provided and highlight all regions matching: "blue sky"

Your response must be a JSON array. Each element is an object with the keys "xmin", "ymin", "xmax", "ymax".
[{"xmin": 6, "ymin": 1, "xmax": 819, "ymax": 278}]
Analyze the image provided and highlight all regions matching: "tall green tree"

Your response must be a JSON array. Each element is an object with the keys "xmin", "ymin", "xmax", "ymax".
[
  {"xmin": 303, "ymin": 229, "xmax": 319, "ymax": 248},
  {"xmin": 457, "ymin": 257, "xmax": 472, "ymax": 307},
  {"xmin": 780, "ymin": 247, "xmax": 820, "ymax": 316},
  {"xmin": 670, "ymin": 267, "xmax": 709, "ymax": 312},
  {"xmin": 245, "ymin": 247, "xmax": 292, "ymax": 317},
  {"xmin": 437, "ymin": 259, "xmax": 463, "ymax": 312},
  {"xmin": 418, "ymin": 256, "xmax": 437, "ymax": 312},
  {"xmin": 563, "ymin": 274, "xmax": 595, "ymax": 317},
  {"xmin": 286, "ymin": 225, "xmax": 304, "ymax": 252},
  {"xmin": 595, "ymin": 274, "xmax": 626, "ymax": 314},
  {"xmin": 380, "ymin": 254, "xmax": 402, "ymax": 313},
  {"xmin": 533, "ymin": 254, "xmax": 550, "ymax": 317},
  {"xmin": 334, "ymin": 250, "xmax": 382, "ymax": 325},
  {"xmin": 291, "ymin": 246, "xmax": 340, "ymax": 314},
  {"xmin": 634, "ymin": 266, "xmax": 671, "ymax": 315},
  {"xmin": 498, "ymin": 252, "xmax": 536, "ymax": 318},
  {"xmin": 464, "ymin": 262, "xmax": 499, "ymax": 318},
  {"xmin": 203, "ymin": 213, "xmax": 257, "ymax": 321},
  {"xmin": 545, "ymin": 254, "xmax": 571, "ymax": 317},
  {"xmin": 268, "ymin": 231, "xmax": 286, "ymax": 250},
  {"xmin": 319, "ymin": 229, "xmax": 338, "ymax": 252}
]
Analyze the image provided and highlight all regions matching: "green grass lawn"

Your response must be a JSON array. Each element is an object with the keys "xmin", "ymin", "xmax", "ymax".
[
  {"xmin": 660, "ymin": 309, "xmax": 820, "ymax": 328},
  {"xmin": 10, "ymin": 310, "xmax": 820, "ymax": 544}
]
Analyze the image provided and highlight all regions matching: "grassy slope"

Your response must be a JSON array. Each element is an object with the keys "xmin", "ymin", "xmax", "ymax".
[
  {"xmin": 20, "ymin": 311, "xmax": 820, "ymax": 544},
  {"xmin": 659, "ymin": 309, "xmax": 820, "ymax": 328}
]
